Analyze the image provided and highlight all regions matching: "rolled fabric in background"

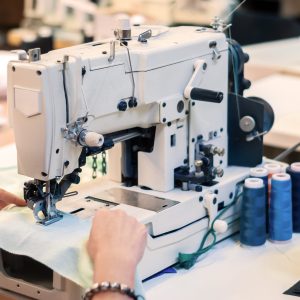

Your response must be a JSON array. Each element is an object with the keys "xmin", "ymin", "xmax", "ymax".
[
  {"xmin": 240, "ymin": 178, "xmax": 267, "ymax": 247},
  {"xmin": 269, "ymin": 173, "xmax": 293, "ymax": 242}
]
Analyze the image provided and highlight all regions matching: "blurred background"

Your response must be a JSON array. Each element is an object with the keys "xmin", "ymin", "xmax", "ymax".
[
  {"xmin": 1, "ymin": 0, "xmax": 300, "ymax": 163},
  {"xmin": 1, "ymin": 0, "xmax": 300, "ymax": 52}
]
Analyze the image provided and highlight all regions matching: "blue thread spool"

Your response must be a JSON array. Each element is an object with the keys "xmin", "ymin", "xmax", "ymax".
[
  {"xmin": 264, "ymin": 163, "xmax": 282, "ymax": 176},
  {"xmin": 250, "ymin": 167, "xmax": 268, "ymax": 201},
  {"xmin": 264, "ymin": 163, "xmax": 282, "ymax": 196},
  {"xmin": 240, "ymin": 178, "xmax": 267, "ymax": 247},
  {"xmin": 250, "ymin": 167, "xmax": 269, "ymax": 232},
  {"xmin": 286, "ymin": 163, "xmax": 300, "ymax": 233},
  {"xmin": 269, "ymin": 173, "xmax": 293, "ymax": 242}
]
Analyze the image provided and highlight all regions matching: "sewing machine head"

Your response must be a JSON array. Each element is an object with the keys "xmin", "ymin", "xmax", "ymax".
[{"xmin": 7, "ymin": 22, "xmax": 274, "ymax": 225}]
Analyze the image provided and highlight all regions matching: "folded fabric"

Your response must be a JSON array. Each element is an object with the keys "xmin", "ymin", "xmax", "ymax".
[{"xmin": 0, "ymin": 205, "xmax": 144, "ymax": 295}]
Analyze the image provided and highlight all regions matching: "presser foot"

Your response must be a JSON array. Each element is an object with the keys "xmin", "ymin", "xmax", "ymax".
[
  {"xmin": 33, "ymin": 200, "xmax": 64, "ymax": 226},
  {"xmin": 36, "ymin": 212, "xmax": 63, "ymax": 226}
]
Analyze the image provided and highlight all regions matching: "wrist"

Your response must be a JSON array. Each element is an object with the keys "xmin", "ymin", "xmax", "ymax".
[
  {"xmin": 93, "ymin": 254, "xmax": 136, "ymax": 288},
  {"xmin": 84, "ymin": 282, "xmax": 142, "ymax": 300}
]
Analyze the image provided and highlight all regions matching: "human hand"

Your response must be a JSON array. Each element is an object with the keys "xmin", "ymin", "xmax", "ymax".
[
  {"xmin": 0, "ymin": 188, "xmax": 26, "ymax": 210},
  {"xmin": 87, "ymin": 209, "xmax": 147, "ymax": 288}
]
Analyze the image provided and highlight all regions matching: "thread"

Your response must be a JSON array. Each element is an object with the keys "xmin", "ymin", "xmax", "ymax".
[
  {"xmin": 240, "ymin": 178, "xmax": 267, "ymax": 247},
  {"xmin": 264, "ymin": 163, "xmax": 282, "ymax": 178},
  {"xmin": 250, "ymin": 167, "xmax": 269, "ymax": 232},
  {"xmin": 264, "ymin": 162, "xmax": 282, "ymax": 201},
  {"xmin": 286, "ymin": 162, "xmax": 300, "ymax": 233},
  {"xmin": 250, "ymin": 167, "xmax": 268, "ymax": 198},
  {"xmin": 269, "ymin": 173, "xmax": 293, "ymax": 242}
]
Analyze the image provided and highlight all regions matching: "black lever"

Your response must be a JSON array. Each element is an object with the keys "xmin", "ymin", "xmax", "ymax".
[{"xmin": 190, "ymin": 87, "xmax": 223, "ymax": 103}]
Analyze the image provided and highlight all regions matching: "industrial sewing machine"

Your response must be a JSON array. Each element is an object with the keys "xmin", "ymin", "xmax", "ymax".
[{"xmin": 1, "ymin": 22, "xmax": 274, "ymax": 299}]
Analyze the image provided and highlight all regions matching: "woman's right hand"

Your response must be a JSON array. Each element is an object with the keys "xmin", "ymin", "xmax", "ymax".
[{"xmin": 87, "ymin": 209, "xmax": 147, "ymax": 288}]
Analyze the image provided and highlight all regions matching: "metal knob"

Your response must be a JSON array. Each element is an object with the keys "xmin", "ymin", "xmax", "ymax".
[
  {"xmin": 213, "ymin": 166, "xmax": 224, "ymax": 177},
  {"xmin": 79, "ymin": 130, "xmax": 104, "ymax": 147},
  {"xmin": 211, "ymin": 146, "xmax": 225, "ymax": 156},
  {"xmin": 118, "ymin": 100, "xmax": 128, "ymax": 111},
  {"xmin": 195, "ymin": 160, "xmax": 204, "ymax": 177},
  {"xmin": 194, "ymin": 160, "xmax": 203, "ymax": 168},
  {"xmin": 239, "ymin": 116, "xmax": 255, "ymax": 133},
  {"xmin": 115, "ymin": 18, "xmax": 131, "ymax": 40}
]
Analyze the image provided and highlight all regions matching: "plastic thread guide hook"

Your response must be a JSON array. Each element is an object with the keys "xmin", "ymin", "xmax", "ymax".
[
  {"xmin": 204, "ymin": 192, "xmax": 218, "ymax": 226},
  {"xmin": 203, "ymin": 192, "xmax": 228, "ymax": 233},
  {"xmin": 108, "ymin": 40, "xmax": 115, "ymax": 62}
]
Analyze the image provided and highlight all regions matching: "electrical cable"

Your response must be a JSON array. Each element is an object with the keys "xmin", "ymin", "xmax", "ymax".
[
  {"xmin": 228, "ymin": 33, "xmax": 242, "ymax": 122},
  {"xmin": 224, "ymin": 0, "xmax": 247, "ymax": 21},
  {"xmin": 81, "ymin": 85, "xmax": 89, "ymax": 116},
  {"xmin": 177, "ymin": 190, "xmax": 242, "ymax": 269},
  {"xmin": 120, "ymin": 42, "xmax": 136, "ymax": 102},
  {"xmin": 62, "ymin": 66, "xmax": 70, "ymax": 124}
]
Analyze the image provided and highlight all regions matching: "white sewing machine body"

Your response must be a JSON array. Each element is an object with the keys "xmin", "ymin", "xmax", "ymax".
[
  {"xmin": 2, "ymin": 25, "xmax": 273, "ymax": 298},
  {"xmin": 8, "ymin": 26, "xmax": 229, "ymax": 186}
]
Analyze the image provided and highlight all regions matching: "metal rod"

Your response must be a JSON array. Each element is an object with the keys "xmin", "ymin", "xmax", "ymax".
[
  {"xmin": 224, "ymin": 0, "xmax": 247, "ymax": 20},
  {"xmin": 112, "ymin": 131, "xmax": 142, "ymax": 144},
  {"xmin": 45, "ymin": 181, "xmax": 51, "ymax": 218},
  {"xmin": 62, "ymin": 56, "xmax": 70, "ymax": 124},
  {"xmin": 274, "ymin": 142, "xmax": 300, "ymax": 161}
]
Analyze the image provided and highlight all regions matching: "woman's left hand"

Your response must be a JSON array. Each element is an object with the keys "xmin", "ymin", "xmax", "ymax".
[{"xmin": 0, "ymin": 188, "xmax": 26, "ymax": 209}]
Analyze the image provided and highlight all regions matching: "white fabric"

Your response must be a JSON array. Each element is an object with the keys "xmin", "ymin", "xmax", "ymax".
[
  {"xmin": 0, "ymin": 206, "xmax": 91, "ymax": 286},
  {"xmin": 0, "ymin": 142, "xmax": 145, "ymax": 294},
  {"xmin": 0, "ymin": 206, "xmax": 144, "ymax": 295}
]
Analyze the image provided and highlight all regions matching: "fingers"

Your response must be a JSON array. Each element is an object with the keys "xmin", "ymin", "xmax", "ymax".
[
  {"xmin": 0, "ymin": 188, "xmax": 26, "ymax": 207},
  {"xmin": 87, "ymin": 208, "xmax": 147, "ymax": 264},
  {"xmin": 0, "ymin": 201, "xmax": 7, "ymax": 210}
]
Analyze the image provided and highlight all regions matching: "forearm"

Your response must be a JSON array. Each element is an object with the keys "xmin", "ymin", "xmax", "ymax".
[{"xmin": 86, "ymin": 210, "xmax": 147, "ymax": 300}]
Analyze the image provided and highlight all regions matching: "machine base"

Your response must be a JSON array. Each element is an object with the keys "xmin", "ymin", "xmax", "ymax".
[
  {"xmin": 0, "ymin": 167, "xmax": 246, "ymax": 299},
  {"xmin": 0, "ymin": 216, "xmax": 239, "ymax": 300}
]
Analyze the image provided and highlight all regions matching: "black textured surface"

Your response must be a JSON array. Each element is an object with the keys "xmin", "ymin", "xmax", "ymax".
[{"xmin": 284, "ymin": 281, "xmax": 300, "ymax": 297}]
